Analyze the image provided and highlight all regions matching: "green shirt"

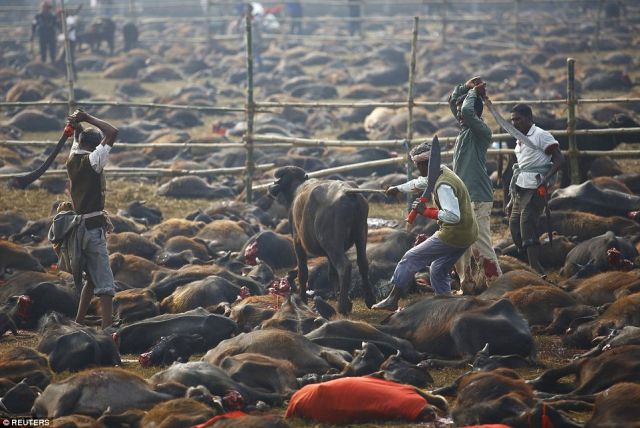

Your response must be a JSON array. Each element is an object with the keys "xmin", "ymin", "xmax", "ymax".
[
  {"xmin": 434, "ymin": 167, "xmax": 478, "ymax": 248},
  {"xmin": 450, "ymin": 84, "xmax": 494, "ymax": 203}
]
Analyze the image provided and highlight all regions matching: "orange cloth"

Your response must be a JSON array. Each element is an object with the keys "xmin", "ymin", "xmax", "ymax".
[{"xmin": 285, "ymin": 376, "xmax": 428, "ymax": 424}]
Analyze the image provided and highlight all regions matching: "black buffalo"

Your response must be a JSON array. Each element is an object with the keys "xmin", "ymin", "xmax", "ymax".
[
  {"xmin": 549, "ymin": 181, "xmax": 640, "ymax": 217},
  {"xmin": 268, "ymin": 166, "xmax": 375, "ymax": 314}
]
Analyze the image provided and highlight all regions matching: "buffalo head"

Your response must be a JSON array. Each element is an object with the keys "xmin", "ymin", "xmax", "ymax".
[{"xmin": 268, "ymin": 166, "xmax": 308, "ymax": 205}]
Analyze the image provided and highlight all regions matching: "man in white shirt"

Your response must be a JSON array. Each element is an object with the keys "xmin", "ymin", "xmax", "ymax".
[
  {"xmin": 373, "ymin": 141, "xmax": 478, "ymax": 311},
  {"xmin": 506, "ymin": 104, "xmax": 565, "ymax": 275},
  {"xmin": 66, "ymin": 110, "xmax": 118, "ymax": 329}
]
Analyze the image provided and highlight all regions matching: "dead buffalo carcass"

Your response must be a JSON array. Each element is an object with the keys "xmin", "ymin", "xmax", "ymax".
[
  {"xmin": 31, "ymin": 368, "xmax": 176, "ymax": 418},
  {"xmin": 378, "ymin": 295, "xmax": 536, "ymax": 367},
  {"xmin": 268, "ymin": 166, "xmax": 375, "ymax": 314},
  {"xmin": 529, "ymin": 345, "xmax": 640, "ymax": 397}
]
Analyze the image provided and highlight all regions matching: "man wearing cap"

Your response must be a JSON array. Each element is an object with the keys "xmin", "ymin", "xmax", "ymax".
[
  {"xmin": 449, "ymin": 77, "xmax": 502, "ymax": 292},
  {"xmin": 373, "ymin": 141, "xmax": 478, "ymax": 311}
]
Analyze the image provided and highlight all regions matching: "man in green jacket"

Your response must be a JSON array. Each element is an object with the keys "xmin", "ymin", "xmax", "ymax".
[{"xmin": 449, "ymin": 77, "xmax": 502, "ymax": 293}]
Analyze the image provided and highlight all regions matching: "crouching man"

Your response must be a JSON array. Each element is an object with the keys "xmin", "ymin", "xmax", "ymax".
[{"xmin": 373, "ymin": 140, "xmax": 478, "ymax": 311}]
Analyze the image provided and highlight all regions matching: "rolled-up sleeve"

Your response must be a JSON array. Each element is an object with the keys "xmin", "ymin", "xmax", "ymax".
[
  {"xmin": 436, "ymin": 184, "xmax": 461, "ymax": 224},
  {"xmin": 396, "ymin": 176, "xmax": 429, "ymax": 194},
  {"xmin": 88, "ymin": 144, "xmax": 111, "ymax": 173},
  {"xmin": 538, "ymin": 129, "xmax": 559, "ymax": 154}
]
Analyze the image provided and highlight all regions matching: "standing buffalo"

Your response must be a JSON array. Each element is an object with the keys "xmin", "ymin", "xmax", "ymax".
[{"xmin": 268, "ymin": 166, "xmax": 375, "ymax": 314}]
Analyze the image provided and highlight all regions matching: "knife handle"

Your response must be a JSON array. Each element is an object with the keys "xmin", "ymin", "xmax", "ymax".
[{"xmin": 407, "ymin": 209, "xmax": 419, "ymax": 224}]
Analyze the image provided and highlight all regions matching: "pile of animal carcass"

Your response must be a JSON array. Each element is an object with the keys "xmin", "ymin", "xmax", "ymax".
[{"xmin": 1, "ymin": 160, "xmax": 640, "ymax": 426}]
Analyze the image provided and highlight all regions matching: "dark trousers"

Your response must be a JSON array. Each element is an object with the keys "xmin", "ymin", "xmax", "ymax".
[
  {"xmin": 509, "ymin": 186, "xmax": 545, "ymax": 249},
  {"xmin": 290, "ymin": 20, "xmax": 302, "ymax": 35},
  {"xmin": 348, "ymin": 6, "xmax": 361, "ymax": 36},
  {"xmin": 39, "ymin": 35, "xmax": 56, "ymax": 63}
]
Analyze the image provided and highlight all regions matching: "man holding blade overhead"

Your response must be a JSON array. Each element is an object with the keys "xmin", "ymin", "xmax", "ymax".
[
  {"xmin": 501, "ymin": 103, "xmax": 565, "ymax": 276},
  {"xmin": 449, "ymin": 76, "xmax": 502, "ymax": 292},
  {"xmin": 373, "ymin": 138, "xmax": 478, "ymax": 311},
  {"xmin": 48, "ymin": 110, "xmax": 118, "ymax": 330}
]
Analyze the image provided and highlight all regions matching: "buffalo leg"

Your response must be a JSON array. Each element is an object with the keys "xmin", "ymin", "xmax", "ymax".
[
  {"xmin": 355, "ymin": 227, "xmax": 375, "ymax": 308},
  {"xmin": 528, "ymin": 362, "xmax": 578, "ymax": 394},
  {"xmin": 328, "ymin": 263, "xmax": 338, "ymax": 298},
  {"xmin": 424, "ymin": 357, "xmax": 472, "ymax": 369},
  {"xmin": 544, "ymin": 397, "xmax": 595, "ymax": 412},
  {"xmin": 330, "ymin": 254, "xmax": 352, "ymax": 314},
  {"xmin": 294, "ymin": 240, "xmax": 308, "ymax": 303}
]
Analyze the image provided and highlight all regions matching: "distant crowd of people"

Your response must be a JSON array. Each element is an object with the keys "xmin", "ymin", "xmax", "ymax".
[{"xmin": 30, "ymin": 1, "xmax": 138, "ymax": 80}]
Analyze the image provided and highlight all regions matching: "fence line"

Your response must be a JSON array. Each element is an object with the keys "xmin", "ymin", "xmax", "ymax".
[
  {"xmin": 5, "ymin": 98, "xmax": 625, "ymax": 112},
  {"xmin": 0, "ymin": 163, "xmax": 276, "ymax": 180},
  {"xmin": 0, "ymin": 0, "xmax": 615, "ymax": 12},
  {"xmin": 4, "ymin": 145, "xmax": 638, "ymax": 184},
  {"xmin": 9, "ymin": 13, "xmax": 636, "ymax": 25},
  {"xmin": 0, "ymin": 100, "xmax": 245, "ymax": 113},
  {"xmin": 3, "ymin": 97, "xmax": 635, "ymax": 111},
  {"xmin": 249, "ymin": 146, "xmax": 640, "ymax": 193},
  {"xmin": 2, "ymin": 127, "xmax": 638, "ymax": 150}
]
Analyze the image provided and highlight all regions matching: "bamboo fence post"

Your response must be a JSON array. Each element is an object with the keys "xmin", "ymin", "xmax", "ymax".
[
  {"xmin": 406, "ymin": 16, "xmax": 419, "ymax": 212},
  {"xmin": 567, "ymin": 58, "xmax": 579, "ymax": 185},
  {"xmin": 206, "ymin": 0, "xmax": 212, "ymax": 46},
  {"xmin": 59, "ymin": 0, "xmax": 75, "ymax": 113},
  {"xmin": 129, "ymin": 0, "xmax": 137, "ymax": 21},
  {"xmin": 513, "ymin": 0, "xmax": 520, "ymax": 49},
  {"xmin": 593, "ymin": 0, "xmax": 604, "ymax": 54},
  {"xmin": 244, "ymin": 10, "xmax": 256, "ymax": 204},
  {"xmin": 441, "ymin": 0, "xmax": 448, "ymax": 44}
]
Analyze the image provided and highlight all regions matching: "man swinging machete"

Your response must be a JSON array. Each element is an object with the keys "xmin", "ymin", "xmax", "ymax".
[
  {"xmin": 484, "ymin": 99, "xmax": 564, "ymax": 277},
  {"xmin": 47, "ymin": 110, "xmax": 119, "ymax": 330},
  {"xmin": 373, "ymin": 136, "xmax": 479, "ymax": 311}
]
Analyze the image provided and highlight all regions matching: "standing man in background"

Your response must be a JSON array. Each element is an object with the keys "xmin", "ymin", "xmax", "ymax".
[
  {"xmin": 449, "ymin": 77, "xmax": 502, "ymax": 293},
  {"xmin": 59, "ymin": 4, "xmax": 82, "ymax": 80},
  {"xmin": 31, "ymin": 1, "xmax": 57, "ymax": 63},
  {"xmin": 348, "ymin": 0, "xmax": 362, "ymax": 37},
  {"xmin": 286, "ymin": 1, "xmax": 303, "ymax": 35}
]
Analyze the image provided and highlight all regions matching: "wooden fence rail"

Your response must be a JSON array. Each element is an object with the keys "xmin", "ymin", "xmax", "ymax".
[
  {"xmin": 0, "ymin": 163, "xmax": 276, "ymax": 180},
  {"xmin": 1, "ymin": 127, "xmax": 638, "ymax": 150}
]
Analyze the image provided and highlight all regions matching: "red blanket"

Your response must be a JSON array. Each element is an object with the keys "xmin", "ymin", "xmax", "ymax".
[{"xmin": 285, "ymin": 376, "xmax": 429, "ymax": 424}]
